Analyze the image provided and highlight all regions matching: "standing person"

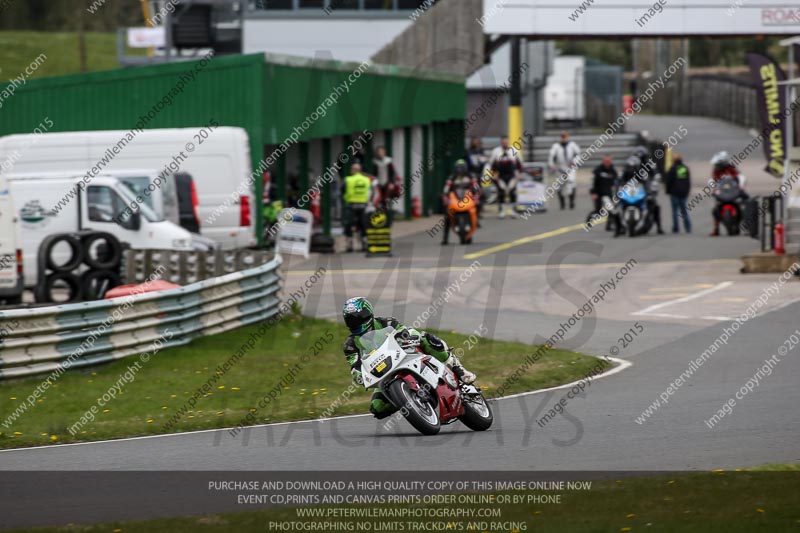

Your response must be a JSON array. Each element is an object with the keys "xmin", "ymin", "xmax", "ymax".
[
  {"xmin": 342, "ymin": 163, "xmax": 372, "ymax": 252},
  {"xmin": 466, "ymin": 137, "xmax": 487, "ymax": 178},
  {"xmin": 371, "ymin": 146, "xmax": 401, "ymax": 219},
  {"xmin": 548, "ymin": 132, "xmax": 581, "ymax": 210},
  {"xmin": 665, "ymin": 152, "xmax": 692, "ymax": 234},
  {"xmin": 587, "ymin": 155, "xmax": 618, "ymax": 230},
  {"xmin": 487, "ymin": 136, "xmax": 523, "ymax": 219}
]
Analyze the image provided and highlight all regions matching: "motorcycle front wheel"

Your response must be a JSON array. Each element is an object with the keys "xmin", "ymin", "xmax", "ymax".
[
  {"xmin": 458, "ymin": 390, "xmax": 493, "ymax": 431},
  {"xmin": 456, "ymin": 214, "xmax": 469, "ymax": 245},
  {"xmin": 389, "ymin": 379, "xmax": 441, "ymax": 435}
]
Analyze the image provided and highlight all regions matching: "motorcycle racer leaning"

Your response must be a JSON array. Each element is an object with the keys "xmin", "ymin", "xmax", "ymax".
[{"xmin": 342, "ymin": 297, "xmax": 477, "ymax": 419}]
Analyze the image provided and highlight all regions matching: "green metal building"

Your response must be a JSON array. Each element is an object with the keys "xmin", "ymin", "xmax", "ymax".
[{"xmin": 0, "ymin": 53, "xmax": 466, "ymax": 242}]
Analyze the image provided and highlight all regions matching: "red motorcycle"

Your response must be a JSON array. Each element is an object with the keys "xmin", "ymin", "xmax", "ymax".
[{"xmin": 357, "ymin": 327, "xmax": 492, "ymax": 435}]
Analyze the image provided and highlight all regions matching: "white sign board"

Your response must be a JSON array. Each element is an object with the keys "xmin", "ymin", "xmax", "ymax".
[
  {"xmin": 517, "ymin": 181, "xmax": 547, "ymax": 211},
  {"xmin": 483, "ymin": 0, "xmax": 800, "ymax": 36},
  {"xmin": 127, "ymin": 27, "xmax": 166, "ymax": 48},
  {"xmin": 276, "ymin": 208, "xmax": 314, "ymax": 258}
]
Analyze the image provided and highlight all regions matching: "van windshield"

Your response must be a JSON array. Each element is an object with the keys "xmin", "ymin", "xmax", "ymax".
[
  {"xmin": 119, "ymin": 176, "xmax": 155, "ymax": 209},
  {"xmin": 116, "ymin": 183, "xmax": 163, "ymax": 222}
]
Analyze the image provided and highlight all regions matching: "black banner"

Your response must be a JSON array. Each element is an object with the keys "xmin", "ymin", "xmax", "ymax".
[
  {"xmin": 1, "ymin": 471, "xmax": 799, "ymax": 531},
  {"xmin": 746, "ymin": 52, "xmax": 787, "ymax": 178}
]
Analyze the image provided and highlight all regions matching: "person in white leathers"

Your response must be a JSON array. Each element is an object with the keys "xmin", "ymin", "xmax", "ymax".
[
  {"xmin": 486, "ymin": 136, "xmax": 523, "ymax": 219},
  {"xmin": 548, "ymin": 132, "xmax": 581, "ymax": 210}
]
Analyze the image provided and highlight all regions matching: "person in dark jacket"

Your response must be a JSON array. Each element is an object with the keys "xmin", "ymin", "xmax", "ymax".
[
  {"xmin": 665, "ymin": 152, "xmax": 692, "ymax": 233},
  {"xmin": 587, "ymin": 155, "xmax": 618, "ymax": 230}
]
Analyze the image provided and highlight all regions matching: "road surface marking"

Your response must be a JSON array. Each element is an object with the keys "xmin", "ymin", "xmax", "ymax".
[
  {"xmin": 648, "ymin": 284, "xmax": 715, "ymax": 292},
  {"xmin": 462, "ymin": 222, "xmax": 589, "ymax": 260},
  {"xmin": 639, "ymin": 312, "xmax": 690, "ymax": 319},
  {"xmin": 632, "ymin": 281, "xmax": 734, "ymax": 317},
  {"xmin": 639, "ymin": 294, "xmax": 691, "ymax": 300},
  {"xmin": 285, "ymin": 258, "xmax": 738, "ymax": 276}
]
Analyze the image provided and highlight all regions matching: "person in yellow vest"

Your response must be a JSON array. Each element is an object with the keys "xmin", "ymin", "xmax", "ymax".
[{"xmin": 342, "ymin": 163, "xmax": 373, "ymax": 252}]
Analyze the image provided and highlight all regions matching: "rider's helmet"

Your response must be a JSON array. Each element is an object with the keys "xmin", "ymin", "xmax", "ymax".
[
  {"xmin": 342, "ymin": 297, "xmax": 375, "ymax": 335},
  {"xmin": 632, "ymin": 146, "xmax": 650, "ymax": 161},
  {"xmin": 454, "ymin": 159, "xmax": 468, "ymax": 176},
  {"xmin": 711, "ymin": 151, "xmax": 732, "ymax": 171},
  {"xmin": 625, "ymin": 156, "xmax": 641, "ymax": 171}
]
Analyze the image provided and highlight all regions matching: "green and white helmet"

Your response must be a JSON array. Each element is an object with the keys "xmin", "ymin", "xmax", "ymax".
[{"xmin": 342, "ymin": 297, "xmax": 374, "ymax": 335}]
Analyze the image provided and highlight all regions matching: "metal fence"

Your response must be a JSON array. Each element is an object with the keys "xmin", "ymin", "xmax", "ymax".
[
  {"xmin": 648, "ymin": 75, "xmax": 760, "ymax": 129},
  {"xmin": 585, "ymin": 64, "xmax": 623, "ymax": 129},
  {"xmin": 0, "ymin": 257, "xmax": 282, "ymax": 381},
  {"xmin": 123, "ymin": 249, "xmax": 274, "ymax": 286}
]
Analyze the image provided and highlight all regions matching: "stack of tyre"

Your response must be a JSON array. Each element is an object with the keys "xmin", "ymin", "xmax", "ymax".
[{"xmin": 35, "ymin": 232, "xmax": 123, "ymax": 303}]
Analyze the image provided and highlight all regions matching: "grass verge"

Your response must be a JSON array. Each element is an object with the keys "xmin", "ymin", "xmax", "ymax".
[
  {"xmin": 0, "ymin": 31, "xmax": 144, "ymax": 81},
  {"xmin": 0, "ymin": 311, "xmax": 609, "ymax": 448},
  {"xmin": 5, "ymin": 466, "xmax": 799, "ymax": 532}
]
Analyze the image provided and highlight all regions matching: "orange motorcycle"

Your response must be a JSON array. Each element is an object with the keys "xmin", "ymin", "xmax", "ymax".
[{"xmin": 448, "ymin": 186, "xmax": 478, "ymax": 245}]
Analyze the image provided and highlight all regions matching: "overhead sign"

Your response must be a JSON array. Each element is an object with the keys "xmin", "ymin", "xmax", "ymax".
[{"xmin": 483, "ymin": 0, "xmax": 800, "ymax": 37}]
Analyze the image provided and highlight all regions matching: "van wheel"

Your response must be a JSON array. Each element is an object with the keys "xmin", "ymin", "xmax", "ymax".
[
  {"xmin": 3, "ymin": 295, "xmax": 22, "ymax": 306},
  {"xmin": 43, "ymin": 234, "xmax": 83, "ymax": 273}
]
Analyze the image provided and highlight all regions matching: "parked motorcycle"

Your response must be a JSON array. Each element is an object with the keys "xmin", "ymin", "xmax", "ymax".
[
  {"xmin": 448, "ymin": 186, "xmax": 478, "ymax": 245},
  {"xmin": 714, "ymin": 176, "xmax": 743, "ymax": 236},
  {"xmin": 616, "ymin": 180, "xmax": 649, "ymax": 237},
  {"xmin": 358, "ymin": 327, "xmax": 493, "ymax": 436}
]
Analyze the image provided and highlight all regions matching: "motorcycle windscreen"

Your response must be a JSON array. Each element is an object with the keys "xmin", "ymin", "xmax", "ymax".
[
  {"xmin": 358, "ymin": 327, "xmax": 396, "ymax": 378},
  {"xmin": 716, "ymin": 177, "xmax": 741, "ymax": 203},
  {"xmin": 358, "ymin": 327, "xmax": 394, "ymax": 357}
]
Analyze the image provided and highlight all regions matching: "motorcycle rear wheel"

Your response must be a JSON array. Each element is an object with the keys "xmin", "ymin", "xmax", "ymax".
[{"xmin": 389, "ymin": 379, "xmax": 441, "ymax": 435}]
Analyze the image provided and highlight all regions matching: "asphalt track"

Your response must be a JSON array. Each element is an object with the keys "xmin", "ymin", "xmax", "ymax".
[{"xmin": 1, "ymin": 116, "xmax": 799, "ymax": 528}]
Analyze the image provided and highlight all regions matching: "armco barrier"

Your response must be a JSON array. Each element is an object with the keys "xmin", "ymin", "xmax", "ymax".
[{"xmin": 0, "ymin": 256, "xmax": 282, "ymax": 381}]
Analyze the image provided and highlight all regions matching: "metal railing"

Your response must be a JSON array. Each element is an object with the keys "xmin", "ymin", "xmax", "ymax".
[{"xmin": 0, "ymin": 257, "xmax": 282, "ymax": 381}]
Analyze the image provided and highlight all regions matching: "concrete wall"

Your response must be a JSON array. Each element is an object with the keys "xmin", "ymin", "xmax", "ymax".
[{"xmin": 371, "ymin": 0, "xmax": 484, "ymax": 77}]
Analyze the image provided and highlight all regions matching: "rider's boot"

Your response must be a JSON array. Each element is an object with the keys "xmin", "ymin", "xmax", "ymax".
[
  {"xmin": 499, "ymin": 203, "xmax": 506, "ymax": 219},
  {"xmin": 446, "ymin": 352, "xmax": 476, "ymax": 384}
]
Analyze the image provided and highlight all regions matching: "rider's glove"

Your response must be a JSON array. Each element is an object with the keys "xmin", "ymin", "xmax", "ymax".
[
  {"xmin": 397, "ymin": 329, "xmax": 420, "ymax": 343},
  {"xmin": 351, "ymin": 368, "xmax": 363, "ymax": 385}
]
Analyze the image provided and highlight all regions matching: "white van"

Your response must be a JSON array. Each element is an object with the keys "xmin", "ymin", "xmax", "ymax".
[
  {"xmin": 6, "ymin": 172, "xmax": 201, "ymax": 286},
  {"xmin": 0, "ymin": 175, "xmax": 23, "ymax": 304},
  {"xmin": 0, "ymin": 127, "xmax": 255, "ymax": 249}
]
